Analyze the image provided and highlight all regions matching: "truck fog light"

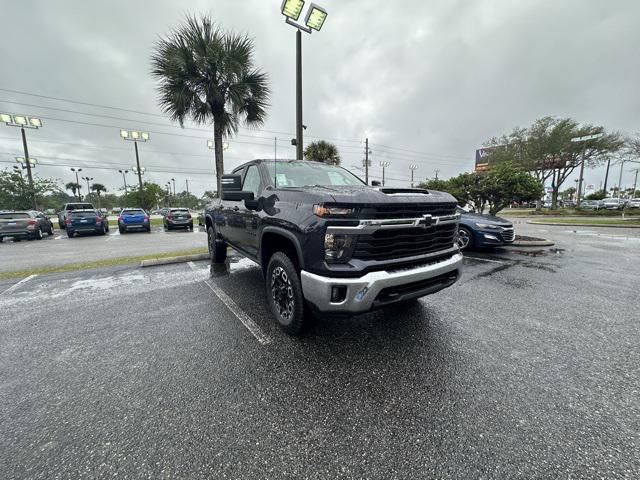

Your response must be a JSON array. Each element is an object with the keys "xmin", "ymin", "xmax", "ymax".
[
  {"xmin": 324, "ymin": 234, "xmax": 353, "ymax": 262},
  {"xmin": 331, "ymin": 286, "xmax": 347, "ymax": 303}
]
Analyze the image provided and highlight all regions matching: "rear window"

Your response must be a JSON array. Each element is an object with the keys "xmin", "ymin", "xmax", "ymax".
[
  {"xmin": 122, "ymin": 209, "xmax": 144, "ymax": 215},
  {"xmin": 70, "ymin": 211, "xmax": 97, "ymax": 218},
  {"xmin": 0, "ymin": 212, "xmax": 30, "ymax": 219},
  {"xmin": 171, "ymin": 209, "xmax": 189, "ymax": 213},
  {"xmin": 66, "ymin": 204, "xmax": 93, "ymax": 211}
]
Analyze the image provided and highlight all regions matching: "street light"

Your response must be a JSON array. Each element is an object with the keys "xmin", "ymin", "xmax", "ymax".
[
  {"xmin": 118, "ymin": 169, "xmax": 129, "ymax": 197},
  {"xmin": 70, "ymin": 167, "xmax": 83, "ymax": 201},
  {"xmin": 82, "ymin": 176, "xmax": 93, "ymax": 202},
  {"xmin": 165, "ymin": 182, "xmax": 172, "ymax": 207},
  {"xmin": 379, "ymin": 161, "xmax": 390, "ymax": 186},
  {"xmin": 1, "ymin": 112, "xmax": 43, "ymax": 209},
  {"xmin": 409, "ymin": 164, "xmax": 419, "ymax": 188},
  {"xmin": 281, "ymin": 0, "xmax": 328, "ymax": 160},
  {"xmin": 120, "ymin": 129, "xmax": 149, "ymax": 209}
]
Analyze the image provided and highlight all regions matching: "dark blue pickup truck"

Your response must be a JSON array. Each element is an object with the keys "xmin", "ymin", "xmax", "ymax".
[{"xmin": 204, "ymin": 160, "xmax": 462, "ymax": 335}]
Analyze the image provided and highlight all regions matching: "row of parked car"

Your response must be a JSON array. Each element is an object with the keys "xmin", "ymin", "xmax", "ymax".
[
  {"xmin": 578, "ymin": 198, "xmax": 640, "ymax": 210},
  {"xmin": 0, "ymin": 203, "xmax": 195, "ymax": 242}
]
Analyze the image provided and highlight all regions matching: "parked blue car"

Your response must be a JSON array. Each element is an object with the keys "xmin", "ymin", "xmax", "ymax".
[
  {"xmin": 456, "ymin": 207, "xmax": 515, "ymax": 250},
  {"xmin": 118, "ymin": 208, "xmax": 151, "ymax": 233},
  {"xmin": 65, "ymin": 209, "xmax": 109, "ymax": 237}
]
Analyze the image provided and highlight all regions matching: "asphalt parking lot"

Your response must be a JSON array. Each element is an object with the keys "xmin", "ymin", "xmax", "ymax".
[
  {"xmin": 0, "ymin": 225, "xmax": 206, "ymax": 273},
  {"xmin": 1, "ymin": 223, "xmax": 639, "ymax": 479}
]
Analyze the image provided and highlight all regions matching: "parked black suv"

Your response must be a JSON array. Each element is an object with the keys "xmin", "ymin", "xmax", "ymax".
[{"xmin": 204, "ymin": 160, "xmax": 462, "ymax": 335}]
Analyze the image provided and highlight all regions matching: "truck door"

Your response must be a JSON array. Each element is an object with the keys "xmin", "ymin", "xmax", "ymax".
[{"xmin": 239, "ymin": 165, "xmax": 262, "ymax": 257}]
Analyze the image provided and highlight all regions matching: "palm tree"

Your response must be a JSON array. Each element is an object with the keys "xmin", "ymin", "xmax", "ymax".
[
  {"xmin": 304, "ymin": 140, "xmax": 341, "ymax": 165},
  {"xmin": 65, "ymin": 182, "xmax": 82, "ymax": 201},
  {"xmin": 151, "ymin": 15, "xmax": 270, "ymax": 192},
  {"xmin": 91, "ymin": 183, "xmax": 106, "ymax": 208}
]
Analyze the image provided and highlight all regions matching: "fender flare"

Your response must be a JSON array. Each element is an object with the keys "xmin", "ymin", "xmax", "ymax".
[{"xmin": 259, "ymin": 226, "xmax": 305, "ymax": 269}]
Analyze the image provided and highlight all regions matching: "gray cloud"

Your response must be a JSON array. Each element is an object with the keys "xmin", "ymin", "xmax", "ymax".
[{"xmin": 1, "ymin": 0, "xmax": 639, "ymax": 196}]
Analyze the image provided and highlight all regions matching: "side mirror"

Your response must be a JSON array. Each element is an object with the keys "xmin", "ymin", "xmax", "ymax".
[
  {"xmin": 371, "ymin": 180, "xmax": 381, "ymax": 187},
  {"xmin": 220, "ymin": 174, "xmax": 254, "ymax": 201}
]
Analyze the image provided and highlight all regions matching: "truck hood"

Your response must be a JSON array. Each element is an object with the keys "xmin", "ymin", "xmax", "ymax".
[{"xmin": 281, "ymin": 185, "xmax": 457, "ymax": 205}]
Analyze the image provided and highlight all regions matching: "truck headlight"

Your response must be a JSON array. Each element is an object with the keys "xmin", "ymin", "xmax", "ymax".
[
  {"xmin": 324, "ymin": 233, "xmax": 353, "ymax": 262},
  {"xmin": 314, "ymin": 204, "xmax": 356, "ymax": 217}
]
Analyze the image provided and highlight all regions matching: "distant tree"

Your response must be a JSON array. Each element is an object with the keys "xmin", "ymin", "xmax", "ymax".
[
  {"xmin": 304, "ymin": 140, "xmax": 341, "ymax": 165},
  {"xmin": 585, "ymin": 190, "xmax": 606, "ymax": 200},
  {"xmin": 417, "ymin": 178, "xmax": 450, "ymax": 192},
  {"xmin": 0, "ymin": 170, "xmax": 59, "ymax": 210},
  {"xmin": 561, "ymin": 187, "xmax": 576, "ymax": 200},
  {"xmin": 90, "ymin": 183, "xmax": 107, "ymax": 208},
  {"xmin": 483, "ymin": 117, "xmax": 623, "ymax": 209},
  {"xmin": 65, "ymin": 182, "xmax": 82, "ymax": 201},
  {"xmin": 151, "ymin": 15, "xmax": 270, "ymax": 193}
]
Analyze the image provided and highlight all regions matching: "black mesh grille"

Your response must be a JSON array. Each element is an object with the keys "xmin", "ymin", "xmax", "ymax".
[
  {"xmin": 502, "ymin": 228, "xmax": 515, "ymax": 242},
  {"xmin": 375, "ymin": 271, "xmax": 459, "ymax": 304},
  {"xmin": 359, "ymin": 203, "xmax": 456, "ymax": 219},
  {"xmin": 353, "ymin": 224, "xmax": 457, "ymax": 261}
]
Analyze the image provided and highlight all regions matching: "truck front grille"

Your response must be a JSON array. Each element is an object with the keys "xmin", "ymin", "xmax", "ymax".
[
  {"xmin": 501, "ymin": 228, "xmax": 515, "ymax": 242},
  {"xmin": 352, "ymin": 224, "xmax": 458, "ymax": 261},
  {"xmin": 360, "ymin": 203, "xmax": 457, "ymax": 219}
]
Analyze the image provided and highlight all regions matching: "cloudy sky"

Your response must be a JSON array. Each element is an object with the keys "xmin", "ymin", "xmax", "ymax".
[{"xmin": 1, "ymin": 0, "xmax": 639, "ymax": 196}]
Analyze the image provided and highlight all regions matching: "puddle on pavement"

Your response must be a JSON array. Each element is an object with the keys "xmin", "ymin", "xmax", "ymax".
[{"xmin": 210, "ymin": 255, "xmax": 257, "ymax": 277}]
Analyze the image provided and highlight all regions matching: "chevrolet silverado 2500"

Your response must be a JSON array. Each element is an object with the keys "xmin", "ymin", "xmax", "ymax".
[{"xmin": 204, "ymin": 160, "xmax": 462, "ymax": 335}]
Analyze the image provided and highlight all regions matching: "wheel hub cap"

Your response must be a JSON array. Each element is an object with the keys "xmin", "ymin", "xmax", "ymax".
[{"xmin": 271, "ymin": 266, "xmax": 294, "ymax": 320}]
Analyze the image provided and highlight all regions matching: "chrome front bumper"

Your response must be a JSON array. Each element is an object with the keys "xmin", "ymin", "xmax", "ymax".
[{"xmin": 300, "ymin": 253, "xmax": 463, "ymax": 313}]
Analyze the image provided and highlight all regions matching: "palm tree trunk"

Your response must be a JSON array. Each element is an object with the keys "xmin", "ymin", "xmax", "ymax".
[{"xmin": 214, "ymin": 120, "xmax": 224, "ymax": 194}]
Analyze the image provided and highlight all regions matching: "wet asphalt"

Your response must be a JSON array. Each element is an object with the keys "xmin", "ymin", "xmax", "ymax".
[{"xmin": 0, "ymin": 223, "xmax": 639, "ymax": 479}]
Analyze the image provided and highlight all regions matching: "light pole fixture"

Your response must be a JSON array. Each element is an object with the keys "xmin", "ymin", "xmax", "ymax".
[
  {"xmin": 281, "ymin": 0, "xmax": 328, "ymax": 160},
  {"xmin": 379, "ymin": 161, "xmax": 390, "ymax": 186},
  {"xmin": 570, "ymin": 133, "xmax": 603, "ymax": 206},
  {"xmin": 165, "ymin": 182, "xmax": 172, "ymax": 207},
  {"xmin": 70, "ymin": 167, "xmax": 83, "ymax": 200},
  {"xmin": 82, "ymin": 176, "xmax": 93, "ymax": 201},
  {"xmin": 409, "ymin": 164, "xmax": 419, "ymax": 188},
  {"xmin": 120, "ymin": 129, "xmax": 149, "ymax": 209},
  {"xmin": 118, "ymin": 169, "xmax": 129, "ymax": 196},
  {"xmin": 1, "ymin": 112, "xmax": 43, "ymax": 209}
]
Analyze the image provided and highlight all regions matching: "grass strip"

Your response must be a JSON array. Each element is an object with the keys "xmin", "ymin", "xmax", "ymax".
[
  {"xmin": 0, "ymin": 247, "xmax": 208, "ymax": 280},
  {"xmin": 529, "ymin": 218, "xmax": 640, "ymax": 226}
]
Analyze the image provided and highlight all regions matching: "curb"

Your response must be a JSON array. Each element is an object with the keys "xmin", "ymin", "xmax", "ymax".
[
  {"xmin": 141, "ymin": 253, "xmax": 210, "ymax": 267},
  {"xmin": 527, "ymin": 221, "xmax": 640, "ymax": 229},
  {"xmin": 509, "ymin": 240, "xmax": 555, "ymax": 247}
]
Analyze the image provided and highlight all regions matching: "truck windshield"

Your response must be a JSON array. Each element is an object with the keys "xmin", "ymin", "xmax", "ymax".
[{"xmin": 265, "ymin": 161, "xmax": 365, "ymax": 188}]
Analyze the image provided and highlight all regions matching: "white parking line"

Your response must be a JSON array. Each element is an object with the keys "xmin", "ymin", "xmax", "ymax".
[
  {"xmin": 1, "ymin": 274, "xmax": 38, "ymax": 296},
  {"xmin": 187, "ymin": 261, "xmax": 271, "ymax": 345}
]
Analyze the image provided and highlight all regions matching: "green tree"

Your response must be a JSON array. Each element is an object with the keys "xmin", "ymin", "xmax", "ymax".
[
  {"xmin": 0, "ymin": 170, "xmax": 59, "ymax": 210},
  {"xmin": 65, "ymin": 182, "xmax": 82, "ymax": 201},
  {"xmin": 151, "ymin": 15, "xmax": 270, "ymax": 193},
  {"xmin": 483, "ymin": 117, "xmax": 623, "ymax": 209},
  {"xmin": 304, "ymin": 140, "xmax": 341, "ymax": 165},
  {"xmin": 481, "ymin": 162, "xmax": 543, "ymax": 215},
  {"xmin": 90, "ymin": 183, "xmax": 107, "ymax": 208},
  {"xmin": 561, "ymin": 187, "xmax": 576, "ymax": 200}
]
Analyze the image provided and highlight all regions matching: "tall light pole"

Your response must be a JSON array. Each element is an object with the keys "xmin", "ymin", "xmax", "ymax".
[
  {"xmin": 70, "ymin": 167, "xmax": 83, "ymax": 200},
  {"xmin": 118, "ymin": 169, "xmax": 129, "ymax": 197},
  {"xmin": 1, "ymin": 113, "xmax": 43, "ymax": 209},
  {"xmin": 171, "ymin": 178, "xmax": 176, "ymax": 198},
  {"xmin": 409, "ymin": 164, "xmax": 419, "ymax": 188},
  {"xmin": 166, "ymin": 182, "xmax": 172, "ymax": 207},
  {"xmin": 631, "ymin": 168, "xmax": 639, "ymax": 198},
  {"xmin": 281, "ymin": 0, "xmax": 328, "ymax": 160},
  {"xmin": 82, "ymin": 176, "xmax": 93, "ymax": 202},
  {"xmin": 571, "ymin": 133, "xmax": 603, "ymax": 206},
  {"xmin": 379, "ymin": 161, "xmax": 390, "ymax": 186},
  {"xmin": 120, "ymin": 129, "xmax": 149, "ymax": 209}
]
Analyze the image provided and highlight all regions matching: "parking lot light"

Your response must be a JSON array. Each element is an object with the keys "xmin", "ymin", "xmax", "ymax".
[
  {"xmin": 28, "ymin": 117, "xmax": 42, "ymax": 128},
  {"xmin": 1, "ymin": 113, "xmax": 13, "ymax": 124},
  {"xmin": 13, "ymin": 115, "xmax": 28, "ymax": 126},
  {"xmin": 120, "ymin": 129, "xmax": 150, "ymax": 209},
  {"xmin": 282, "ymin": 0, "xmax": 305, "ymax": 20},
  {"xmin": 409, "ymin": 164, "xmax": 419, "ymax": 188},
  {"xmin": 305, "ymin": 4, "xmax": 328, "ymax": 31}
]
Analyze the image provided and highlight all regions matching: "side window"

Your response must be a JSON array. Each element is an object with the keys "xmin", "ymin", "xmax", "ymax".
[{"xmin": 242, "ymin": 165, "xmax": 261, "ymax": 197}]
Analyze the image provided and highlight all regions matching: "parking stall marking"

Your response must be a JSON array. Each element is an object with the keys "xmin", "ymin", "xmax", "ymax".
[
  {"xmin": 1, "ymin": 274, "xmax": 38, "ymax": 296},
  {"xmin": 187, "ymin": 261, "xmax": 271, "ymax": 345}
]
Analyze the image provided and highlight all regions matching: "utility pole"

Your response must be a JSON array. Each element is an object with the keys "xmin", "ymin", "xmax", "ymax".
[
  {"xmin": 185, "ymin": 179, "xmax": 190, "ymax": 208},
  {"xmin": 364, "ymin": 138, "xmax": 369, "ymax": 185},
  {"xmin": 603, "ymin": 157, "xmax": 611, "ymax": 196},
  {"xmin": 434, "ymin": 169, "xmax": 440, "ymax": 180},
  {"xmin": 631, "ymin": 168, "xmax": 639, "ymax": 198},
  {"xmin": 20, "ymin": 127, "xmax": 37, "ymax": 209}
]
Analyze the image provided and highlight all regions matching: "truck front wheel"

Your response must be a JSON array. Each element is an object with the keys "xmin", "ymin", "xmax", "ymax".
[
  {"xmin": 208, "ymin": 226, "xmax": 227, "ymax": 264},
  {"xmin": 266, "ymin": 252, "xmax": 307, "ymax": 336}
]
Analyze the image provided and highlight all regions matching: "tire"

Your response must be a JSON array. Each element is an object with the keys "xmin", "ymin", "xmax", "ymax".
[
  {"xmin": 119, "ymin": 226, "xmax": 125, "ymax": 234},
  {"xmin": 99, "ymin": 225, "xmax": 106, "ymax": 235},
  {"xmin": 207, "ymin": 226, "xmax": 227, "ymax": 264},
  {"xmin": 67, "ymin": 231, "xmax": 75, "ymax": 238},
  {"xmin": 145, "ymin": 225, "xmax": 151, "ymax": 232},
  {"xmin": 48, "ymin": 225, "xmax": 54, "ymax": 235},
  {"xmin": 266, "ymin": 252, "xmax": 307, "ymax": 336},
  {"xmin": 34, "ymin": 228, "xmax": 43, "ymax": 240},
  {"xmin": 457, "ymin": 226, "xmax": 473, "ymax": 251}
]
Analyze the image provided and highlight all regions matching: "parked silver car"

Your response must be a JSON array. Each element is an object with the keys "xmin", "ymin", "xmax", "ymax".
[
  {"xmin": 602, "ymin": 198, "xmax": 625, "ymax": 210},
  {"xmin": 579, "ymin": 200, "xmax": 604, "ymax": 210},
  {"xmin": 0, "ymin": 211, "xmax": 54, "ymax": 242}
]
